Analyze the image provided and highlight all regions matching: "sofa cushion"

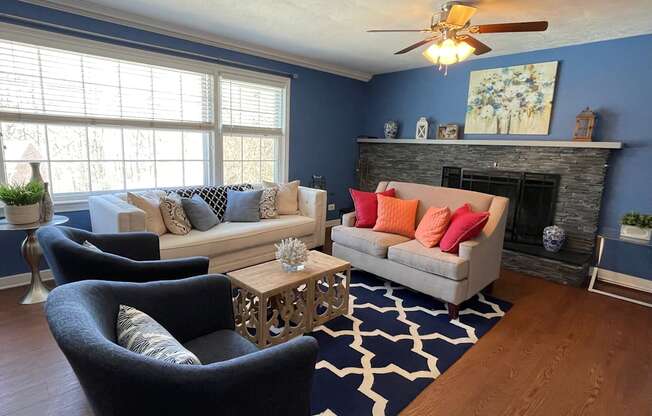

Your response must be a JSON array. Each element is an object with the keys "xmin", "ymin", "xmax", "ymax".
[
  {"xmin": 373, "ymin": 194, "xmax": 419, "ymax": 238},
  {"xmin": 126, "ymin": 192, "xmax": 167, "ymax": 236},
  {"xmin": 331, "ymin": 225, "xmax": 410, "ymax": 258},
  {"xmin": 159, "ymin": 215, "xmax": 315, "ymax": 259},
  {"xmin": 349, "ymin": 187, "xmax": 396, "ymax": 228},
  {"xmin": 164, "ymin": 184, "xmax": 254, "ymax": 221},
  {"xmin": 387, "ymin": 240, "xmax": 469, "ymax": 281},
  {"xmin": 183, "ymin": 329, "xmax": 258, "ymax": 364}
]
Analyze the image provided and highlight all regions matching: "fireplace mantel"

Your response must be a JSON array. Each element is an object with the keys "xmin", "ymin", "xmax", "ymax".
[{"xmin": 356, "ymin": 138, "xmax": 623, "ymax": 149}]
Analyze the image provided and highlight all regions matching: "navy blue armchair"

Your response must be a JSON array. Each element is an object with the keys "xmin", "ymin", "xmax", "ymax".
[
  {"xmin": 46, "ymin": 275, "xmax": 319, "ymax": 416},
  {"xmin": 37, "ymin": 226, "xmax": 209, "ymax": 286}
]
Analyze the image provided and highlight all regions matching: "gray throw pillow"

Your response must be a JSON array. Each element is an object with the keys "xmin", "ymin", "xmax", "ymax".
[
  {"xmin": 224, "ymin": 189, "xmax": 263, "ymax": 222},
  {"xmin": 116, "ymin": 305, "xmax": 201, "ymax": 365},
  {"xmin": 181, "ymin": 194, "xmax": 219, "ymax": 231}
]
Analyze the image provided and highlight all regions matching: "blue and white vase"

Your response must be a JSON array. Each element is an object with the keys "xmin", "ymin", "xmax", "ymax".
[
  {"xmin": 542, "ymin": 225, "xmax": 566, "ymax": 252},
  {"xmin": 384, "ymin": 120, "xmax": 398, "ymax": 139}
]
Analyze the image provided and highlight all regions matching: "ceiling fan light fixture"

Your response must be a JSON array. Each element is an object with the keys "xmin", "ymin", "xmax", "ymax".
[{"xmin": 422, "ymin": 39, "xmax": 475, "ymax": 66}]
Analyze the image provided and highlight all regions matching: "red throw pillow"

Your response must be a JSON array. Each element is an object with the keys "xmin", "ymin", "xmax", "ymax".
[
  {"xmin": 440, "ymin": 204, "xmax": 490, "ymax": 253},
  {"xmin": 349, "ymin": 188, "xmax": 396, "ymax": 228}
]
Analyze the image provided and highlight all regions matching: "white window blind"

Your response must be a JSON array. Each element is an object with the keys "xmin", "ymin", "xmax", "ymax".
[
  {"xmin": 220, "ymin": 76, "xmax": 286, "ymax": 184},
  {"xmin": 0, "ymin": 38, "xmax": 214, "ymax": 197},
  {"xmin": 0, "ymin": 39, "xmax": 214, "ymax": 126}
]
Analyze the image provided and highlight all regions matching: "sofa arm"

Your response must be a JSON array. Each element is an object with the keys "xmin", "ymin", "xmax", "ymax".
[
  {"xmin": 458, "ymin": 196, "xmax": 509, "ymax": 299},
  {"xmin": 89, "ymin": 195, "xmax": 146, "ymax": 233},
  {"xmin": 298, "ymin": 186, "xmax": 327, "ymax": 246},
  {"xmin": 342, "ymin": 212, "xmax": 356, "ymax": 227}
]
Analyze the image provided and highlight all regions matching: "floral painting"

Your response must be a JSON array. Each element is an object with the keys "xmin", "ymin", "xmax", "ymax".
[{"xmin": 464, "ymin": 61, "xmax": 558, "ymax": 135}]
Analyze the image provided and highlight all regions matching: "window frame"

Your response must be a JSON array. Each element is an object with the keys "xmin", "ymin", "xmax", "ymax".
[{"xmin": 0, "ymin": 24, "xmax": 290, "ymax": 212}]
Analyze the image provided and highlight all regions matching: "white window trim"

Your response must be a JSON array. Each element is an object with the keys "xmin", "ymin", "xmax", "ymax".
[{"xmin": 0, "ymin": 23, "xmax": 291, "ymax": 212}]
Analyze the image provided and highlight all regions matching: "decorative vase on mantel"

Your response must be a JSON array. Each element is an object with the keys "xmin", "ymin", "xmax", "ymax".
[{"xmin": 384, "ymin": 121, "xmax": 398, "ymax": 139}]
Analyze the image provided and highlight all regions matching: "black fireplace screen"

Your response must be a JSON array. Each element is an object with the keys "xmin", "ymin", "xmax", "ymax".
[{"xmin": 442, "ymin": 167, "xmax": 560, "ymax": 245}]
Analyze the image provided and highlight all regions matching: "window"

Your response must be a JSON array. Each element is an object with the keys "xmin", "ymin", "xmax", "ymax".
[
  {"xmin": 220, "ymin": 76, "xmax": 286, "ymax": 185},
  {"xmin": 0, "ymin": 27, "xmax": 290, "ymax": 206},
  {"xmin": 0, "ymin": 38, "xmax": 214, "ymax": 198}
]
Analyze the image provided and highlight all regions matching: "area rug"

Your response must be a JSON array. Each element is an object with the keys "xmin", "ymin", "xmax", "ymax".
[{"xmin": 309, "ymin": 269, "xmax": 511, "ymax": 416}]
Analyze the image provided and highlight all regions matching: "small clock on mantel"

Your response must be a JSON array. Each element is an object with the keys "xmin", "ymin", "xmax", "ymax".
[{"xmin": 573, "ymin": 107, "xmax": 597, "ymax": 142}]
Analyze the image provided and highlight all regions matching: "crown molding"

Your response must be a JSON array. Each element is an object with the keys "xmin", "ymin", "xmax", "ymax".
[{"xmin": 17, "ymin": 0, "xmax": 373, "ymax": 82}]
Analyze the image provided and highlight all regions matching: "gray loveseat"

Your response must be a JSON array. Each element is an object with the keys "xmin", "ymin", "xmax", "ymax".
[{"xmin": 332, "ymin": 181, "xmax": 508, "ymax": 319}]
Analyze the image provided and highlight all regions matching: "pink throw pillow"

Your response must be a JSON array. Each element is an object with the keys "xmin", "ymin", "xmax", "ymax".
[
  {"xmin": 349, "ymin": 188, "xmax": 396, "ymax": 228},
  {"xmin": 440, "ymin": 204, "xmax": 490, "ymax": 253}
]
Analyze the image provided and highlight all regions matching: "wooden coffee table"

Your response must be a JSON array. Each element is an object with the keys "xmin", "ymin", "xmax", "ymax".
[{"xmin": 227, "ymin": 250, "xmax": 351, "ymax": 348}]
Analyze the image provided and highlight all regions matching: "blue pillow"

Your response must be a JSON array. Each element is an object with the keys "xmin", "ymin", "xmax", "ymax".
[
  {"xmin": 224, "ymin": 190, "xmax": 263, "ymax": 222},
  {"xmin": 181, "ymin": 194, "xmax": 219, "ymax": 231}
]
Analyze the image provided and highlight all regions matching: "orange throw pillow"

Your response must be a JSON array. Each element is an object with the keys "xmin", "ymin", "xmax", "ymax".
[
  {"xmin": 373, "ymin": 194, "xmax": 419, "ymax": 238},
  {"xmin": 415, "ymin": 207, "xmax": 451, "ymax": 248}
]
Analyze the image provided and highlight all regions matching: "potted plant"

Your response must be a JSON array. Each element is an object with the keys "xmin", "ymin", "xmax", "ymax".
[
  {"xmin": 0, "ymin": 182, "xmax": 45, "ymax": 225},
  {"xmin": 620, "ymin": 211, "xmax": 652, "ymax": 241}
]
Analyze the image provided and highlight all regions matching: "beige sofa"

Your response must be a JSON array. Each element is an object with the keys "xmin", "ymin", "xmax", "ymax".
[
  {"xmin": 331, "ymin": 181, "xmax": 508, "ymax": 319},
  {"xmin": 89, "ymin": 186, "xmax": 326, "ymax": 273}
]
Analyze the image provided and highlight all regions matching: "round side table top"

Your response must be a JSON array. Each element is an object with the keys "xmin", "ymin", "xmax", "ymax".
[{"xmin": 0, "ymin": 214, "xmax": 69, "ymax": 232}]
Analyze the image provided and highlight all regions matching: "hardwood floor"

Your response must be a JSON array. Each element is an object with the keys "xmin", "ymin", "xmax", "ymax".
[{"xmin": 1, "ymin": 270, "xmax": 650, "ymax": 416}]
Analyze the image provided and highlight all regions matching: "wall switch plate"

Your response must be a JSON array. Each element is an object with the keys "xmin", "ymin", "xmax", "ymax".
[{"xmin": 327, "ymin": 203, "xmax": 336, "ymax": 211}]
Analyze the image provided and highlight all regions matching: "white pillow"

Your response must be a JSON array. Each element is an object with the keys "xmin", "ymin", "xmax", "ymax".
[{"xmin": 263, "ymin": 180, "xmax": 299, "ymax": 215}]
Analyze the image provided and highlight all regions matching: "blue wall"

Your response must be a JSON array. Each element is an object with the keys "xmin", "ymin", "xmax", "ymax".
[
  {"xmin": 0, "ymin": 1, "xmax": 366, "ymax": 277},
  {"xmin": 362, "ymin": 35, "xmax": 652, "ymax": 280}
]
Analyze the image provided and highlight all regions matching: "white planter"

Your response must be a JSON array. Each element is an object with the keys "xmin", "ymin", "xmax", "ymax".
[
  {"xmin": 620, "ymin": 224, "xmax": 652, "ymax": 241},
  {"xmin": 4, "ymin": 203, "xmax": 40, "ymax": 225}
]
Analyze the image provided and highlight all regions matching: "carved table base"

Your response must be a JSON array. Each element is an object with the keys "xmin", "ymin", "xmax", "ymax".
[{"xmin": 231, "ymin": 266, "xmax": 350, "ymax": 349}]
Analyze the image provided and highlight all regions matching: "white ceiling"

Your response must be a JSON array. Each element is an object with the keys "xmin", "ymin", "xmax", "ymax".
[{"xmin": 33, "ymin": 0, "xmax": 652, "ymax": 80}]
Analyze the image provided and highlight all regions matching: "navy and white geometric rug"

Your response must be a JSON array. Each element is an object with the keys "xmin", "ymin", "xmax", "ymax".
[{"xmin": 309, "ymin": 269, "xmax": 511, "ymax": 416}]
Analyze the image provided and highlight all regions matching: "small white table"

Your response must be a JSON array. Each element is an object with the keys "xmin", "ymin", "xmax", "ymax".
[
  {"xmin": 0, "ymin": 215, "xmax": 69, "ymax": 304},
  {"xmin": 588, "ymin": 227, "xmax": 652, "ymax": 308}
]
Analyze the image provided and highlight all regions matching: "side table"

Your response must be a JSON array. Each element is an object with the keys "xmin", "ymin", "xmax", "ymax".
[
  {"xmin": 0, "ymin": 215, "xmax": 69, "ymax": 304},
  {"xmin": 588, "ymin": 227, "xmax": 652, "ymax": 308}
]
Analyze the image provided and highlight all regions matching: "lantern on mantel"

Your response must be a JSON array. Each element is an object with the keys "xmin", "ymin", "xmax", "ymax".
[{"xmin": 573, "ymin": 107, "xmax": 596, "ymax": 142}]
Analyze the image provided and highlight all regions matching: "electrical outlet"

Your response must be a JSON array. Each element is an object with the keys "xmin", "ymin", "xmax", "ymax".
[{"xmin": 327, "ymin": 203, "xmax": 336, "ymax": 211}]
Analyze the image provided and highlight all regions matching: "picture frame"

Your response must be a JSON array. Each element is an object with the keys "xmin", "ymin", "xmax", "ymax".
[{"xmin": 437, "ymin": 124, "xmax": 459, "ymax": 140}]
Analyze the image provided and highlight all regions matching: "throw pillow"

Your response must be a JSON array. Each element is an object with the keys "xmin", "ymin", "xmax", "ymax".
[
  {"xmin": 82, "ymin": 240, "xmax": 102, "ymax": 252},
  {"xmin": 116, "ymin": 305, "xmax": 201, "ymax": 365},
  {"xmin": 127, "ymin": 192, "xmax": 167, "ymax": 236},
  {"xmin": 259, "ymin": 187, "xmax": 279, "ymax": 219},
  {"xmin": 415, "ymin": 206, "xmax": 451, "ymax": 248},
  {"xmin": 159, "ymin": 192, "xmax": 192, "ymax": 235},
  {"xmin": 181, "ymin": 194, "xmax": 220, "ymax": 231},
  {"xmin": 440, "ymin": 204, "xmax": 490, "ymax": 253},
  {"xmin": 224, "ymin": 189, "xmax": 263, "ymax": 222},
  {"xmin": 373, "ymin": 194, "xmax": 419, "ymax": 238},
  {"xmin": 349, "ymin": 188, "xmax": 396, "ymax": 228},
  {"xmin": 263, "ymin": 180, "xmax": 299, "ymax": 215}
]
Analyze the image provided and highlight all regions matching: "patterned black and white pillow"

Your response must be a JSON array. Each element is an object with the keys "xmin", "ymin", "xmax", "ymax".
[
  {"xmin": 259, "ymin": 187, "xmax": 278, "ymax": 219},
  {"xmin": 164, "ymin": 184, "xmax": 253, "ymax": 222},
  {"xmin": 116, "ymin": 305, "xmax": 201, "ymax": 365}
]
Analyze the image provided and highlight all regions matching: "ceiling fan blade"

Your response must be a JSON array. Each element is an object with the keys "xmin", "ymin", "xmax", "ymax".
[
  {"xmin": 367, "ymin": 29, "xmax": 431, "ymax": 33},
  {"xmin": 394, "ymin": 36, "xmax": 439, "ymax": 55},
  {"xmin": 458, "ymin": 35, "xmax": 492, "ymax": 55},
  {"xmin": 469, "ymin": 21, "xmax": 548, "ymax": 34},
  {"xmin": 445, "ymin": 4, "xmax": 477, "ymax": 27}
]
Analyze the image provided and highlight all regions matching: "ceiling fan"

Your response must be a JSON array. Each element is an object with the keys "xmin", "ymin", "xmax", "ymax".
[{"xmin": 368, "ymin": 1, "xmax": 548, "ymax": 73}]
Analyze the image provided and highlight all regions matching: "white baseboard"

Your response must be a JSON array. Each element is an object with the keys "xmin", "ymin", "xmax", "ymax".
[
  {"xmin": 325, "ymin": 219, "xmax": 341, "ymax": 228},
  {"xmin": 592, "ymin": 267, "xmax": 652, "ymax": 293},
  {"xmin": 0, "ymin": 270, "xmax": 54, "ymax": 291}
]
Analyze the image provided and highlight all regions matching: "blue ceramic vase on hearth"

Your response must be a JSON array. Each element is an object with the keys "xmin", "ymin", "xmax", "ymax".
[{"xmin": 543, "ymin": 225, "xmax": 566, "ymax": 252}]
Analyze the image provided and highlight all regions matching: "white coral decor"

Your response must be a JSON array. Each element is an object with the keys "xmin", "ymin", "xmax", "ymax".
[{"xmin": 275, "ymin": 238, "xmax": 308, "ymax": 271}]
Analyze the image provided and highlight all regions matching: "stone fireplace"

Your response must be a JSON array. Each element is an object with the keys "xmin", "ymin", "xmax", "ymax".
[{"xmin": 356, "ymin": 139, "xmax": 622, "ymax": 286}]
